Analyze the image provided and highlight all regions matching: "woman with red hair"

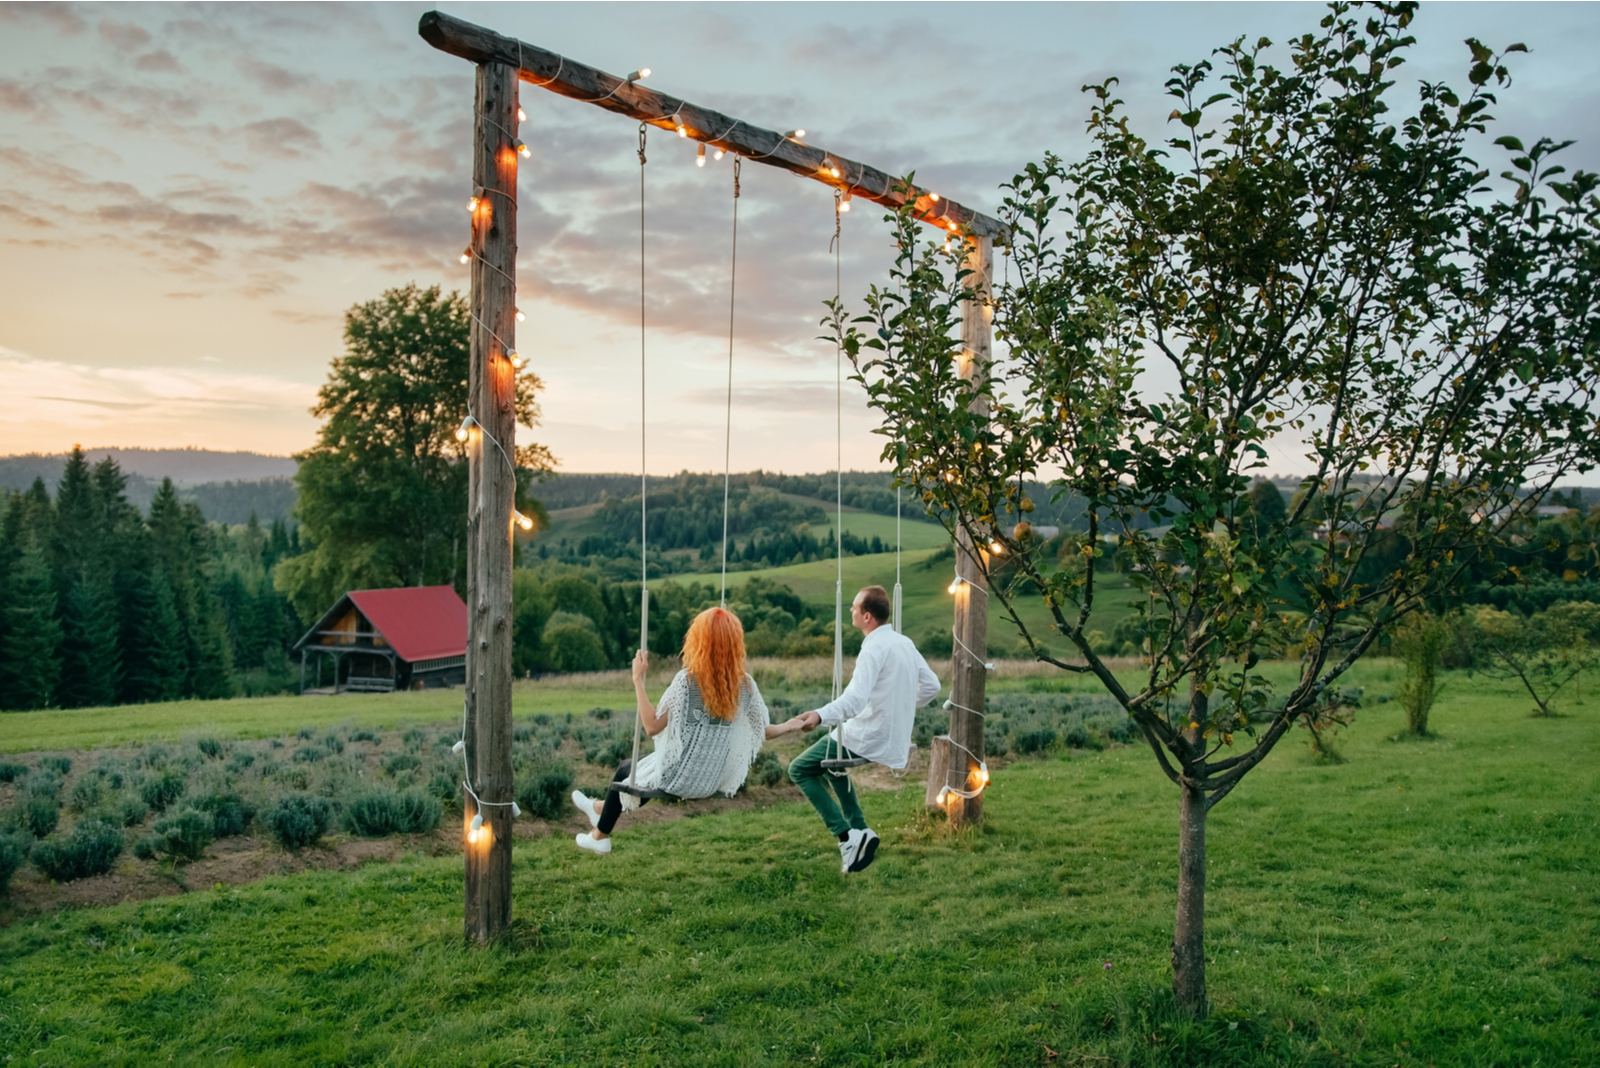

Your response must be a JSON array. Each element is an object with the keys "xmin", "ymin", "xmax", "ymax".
[{"xmin": 571, "ymin": 606, "xmax": 806, "ymax": 854}]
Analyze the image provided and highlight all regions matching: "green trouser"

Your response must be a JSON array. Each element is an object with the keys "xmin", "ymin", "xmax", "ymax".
[{"xmin": 788, "ymin": 736, "xmax": 867, "ymax": 839}]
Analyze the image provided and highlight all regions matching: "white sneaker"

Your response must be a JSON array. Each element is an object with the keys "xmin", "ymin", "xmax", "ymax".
[
  {"xmin": 850, "ymin": 828, "xmax": 880, "ymax": 873},
  {"xmin": 839, "ymin": 829, "xmax": 866, "ymax": 873},
  {"xmin": 572, "ymin": 790, "xmax": 601, "ymax": 829},
  {"xmin": 576, "ymin": 832, "xmax": 611, "ymax": 855}
]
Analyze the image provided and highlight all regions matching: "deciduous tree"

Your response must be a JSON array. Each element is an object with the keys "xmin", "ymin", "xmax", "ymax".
[
  {"xmin": 277, "ymin": 283, "xmax": 555, "ymax": 621},
  {"xmin": 841, "ymin": 2, "xmax": 1600, "ymax": 1013}
]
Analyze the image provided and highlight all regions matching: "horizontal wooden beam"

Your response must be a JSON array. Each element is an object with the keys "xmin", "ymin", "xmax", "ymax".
[{"xmin": 418, "ymin": 10, "xmax": 1010, "ymax": 243}]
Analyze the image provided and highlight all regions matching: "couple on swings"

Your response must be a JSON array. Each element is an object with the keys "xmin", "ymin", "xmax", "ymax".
[{"xmin": 570, "ymin": 585, "xmax": 941, "ymax": 874}]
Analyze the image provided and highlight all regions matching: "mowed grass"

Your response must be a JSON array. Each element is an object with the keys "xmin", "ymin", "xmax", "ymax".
[
  {"xmin": 0, "ymin": 673, "xmax": 643, "ymax": 755},
  {"xmin": 2, "ymin": 668, "xmax": 1596, "ymax": 1066}
]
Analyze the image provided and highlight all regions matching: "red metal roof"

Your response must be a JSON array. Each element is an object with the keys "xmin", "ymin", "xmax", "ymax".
[{"xmin": 347, "ymin": 586, "xmax": 467, "ymax": 663}]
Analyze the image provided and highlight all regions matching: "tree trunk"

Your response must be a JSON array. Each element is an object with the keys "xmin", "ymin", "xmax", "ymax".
[{"xmin": 1172, "ymin": 780, "xmax": 1207, "ymax": 1015}]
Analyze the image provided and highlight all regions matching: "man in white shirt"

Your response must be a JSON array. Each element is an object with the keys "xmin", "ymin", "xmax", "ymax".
[{"xmin": 792, "ymin": 585, "xmax": 941, "ymax": 873}]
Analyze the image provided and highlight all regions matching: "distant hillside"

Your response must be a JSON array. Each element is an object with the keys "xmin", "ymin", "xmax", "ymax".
[
  {"xmin": 1, "ymin": 449, "xmax": 300, "ymax": 525},
  {"xmin": 0, "ymin": 448, "xmax": 296, "ymax": 491}
]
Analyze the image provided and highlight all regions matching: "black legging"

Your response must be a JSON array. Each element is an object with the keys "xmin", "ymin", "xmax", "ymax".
[{"xmin": 597, "ymin": 759, "xmax": 650, "ymax": 834}]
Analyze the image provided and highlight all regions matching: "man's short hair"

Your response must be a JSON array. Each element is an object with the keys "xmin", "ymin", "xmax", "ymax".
[{"xmin": 857, "ymin": 585, "xmax": 891, "ymax": 624}]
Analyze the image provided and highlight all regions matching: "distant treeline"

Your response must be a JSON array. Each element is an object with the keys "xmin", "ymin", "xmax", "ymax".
[
  {"xmin": 534, "ymin": 470, "xmax": 913, "ymax": 519},
  {"xmin": 511, "ymin": 565, "xmax": 857, "ymax": 675},
  {"xmin": 0, "ymin": 448, "xmax": 306, "ymax": 712},
  {"xmin": 1, "ymin": 453, "xmax": 299, "ymax": 526}
]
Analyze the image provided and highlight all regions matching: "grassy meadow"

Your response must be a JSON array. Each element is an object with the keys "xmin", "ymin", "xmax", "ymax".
[{"xmin": 1, "ymin": 662, "xmax": 1596, "ymax": 1065}]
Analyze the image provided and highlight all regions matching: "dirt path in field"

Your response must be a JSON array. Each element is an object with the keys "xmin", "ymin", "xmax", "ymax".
[{"xmin": 0, "ymin": 765, "xmax": 922, "ymax": 924}]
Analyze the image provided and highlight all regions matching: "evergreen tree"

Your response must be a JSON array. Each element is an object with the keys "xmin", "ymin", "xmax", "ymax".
[
  {"xmin": 1, "ymin": 548, "xmax": 63, "ymax": 710},
  {"xmin": 147, "ymin": 479, "xmax": 237, "ymax": 697},
  {"xmin": 58, "ymin": 581, "xmax": 122, "ymax": 709},
  {"xmin": 117, "ymin": 568, "xmax": 186, "ymax": 704}
]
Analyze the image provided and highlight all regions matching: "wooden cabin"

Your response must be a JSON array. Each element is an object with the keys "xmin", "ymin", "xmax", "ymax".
[{"xmin": 294, "ymin": 586, "xmax": 468, "ymax": 694}]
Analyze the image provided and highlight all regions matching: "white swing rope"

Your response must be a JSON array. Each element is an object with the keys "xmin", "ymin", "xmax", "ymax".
[
  {"xmin": 826, "ymin": 187, "xmax": 857, "ymax": 782},
  {"xmin": 626, "ymin": 122, "xmax": 650, "ymax": 796},
  {"xmin": 719, "ymin": 158, "xmax": 741, "ymax": 607}
]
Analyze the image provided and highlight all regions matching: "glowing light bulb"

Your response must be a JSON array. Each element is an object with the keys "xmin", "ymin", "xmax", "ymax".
[
  {"xmin": 989, "ymin": 539, "xmax": 1004, "ymax": 554},
  {"xmin": 930, "ymin": 192, "xmax": 941, "ymax": 202},
  {"xmin": 697, "ymin": 143, "xmax": 706, "ymax": 167},
  {"xmin": 713, "ymin": 146, "xmax": 725, "ymax": 160},
  {"xmin": 517, "ymin": 105, "xmax": 527, "ymax": 122},
  {"xmin": 675, "ymin": 118, "xmax": 688, "ymax": 137},
  {"xmin": 455, "ymin": 416, "xmax": 473, "ymax": 442},
  {"xmin": 838, "ymin": 190, "xmax": 852, "ymax": 213},
  {"xmin": 625, "ymin": 68, "xmax": 650, "ymax": 84},
  {"xmin": 515, "ymin": 307, "xmax": 526, "ymax": 323},
  {"xmin": 947, "ymin": 576, "xmax": 964, "ymax": 594},
  {"xmin": 513, "ymin": 139, "xmax": 531, "ymax": 158},
  {"xmin": 468, "ymin": 190, "xmax": 481, "ymax": 212},
  {"xmin": 783, "ymin": 129, "xmax": 805, "ymax": 140},
  {"xmin": 514, "ymin": 510, "xmax": 534, "ymax": 531},
  {"xmin": 459, "ymin": 247, "xmax": 472, "ymax": 265},
  {"xmin": 507, "ymin": 349, "xmax": 521, "ymax": 369}
]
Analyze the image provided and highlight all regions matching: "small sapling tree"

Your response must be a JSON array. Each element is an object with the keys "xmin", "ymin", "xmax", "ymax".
[
  {"xmin": 1469, "ymin": 602, "xmax": 1600, "ymax": 716},
  {"xmin": 840, "ymin": 3, "xmax": 1600, "ymax": 1014},
  {"xmin": 1392, "ymin": 612, "xmax": 1451, "ymax": 736}
]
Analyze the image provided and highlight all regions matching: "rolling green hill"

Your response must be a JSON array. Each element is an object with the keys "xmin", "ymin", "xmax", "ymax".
[{"xmin": 660, "ymin": 546, "xmax": 1145, "ymax": 659}]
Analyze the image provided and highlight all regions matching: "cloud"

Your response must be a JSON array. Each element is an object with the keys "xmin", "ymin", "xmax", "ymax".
[
  {"xmin": 0, "ymin": 345, "xmax": 318, "ymax": 455},
  {"xmin": 0, "ymin": 4, "xmax": 86, "ymax": 35},
  {"xmin": 242, "ymin": 117, "xmax": 323, "ymax": 160},
  {"xmin": 97, "ymin": 21, "xmax": 151, "ymax": 50},
  {"xmin": 134, "ymin": 49, "xmax": 185, "ymax": 75}
]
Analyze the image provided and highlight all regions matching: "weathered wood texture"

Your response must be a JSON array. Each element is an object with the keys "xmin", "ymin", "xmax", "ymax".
[
  {"xmin": 924, "ymin": 735, "xmax": 952, "ymax": 810},
  {"xmin": 946, "ymin": 234, "xmax": 995, "ymax": 827},
  {"xmin": 418, "ymin": 11, "xmax": 1009, "ymax": 243},
  {"xmin": 463, "ymin": 61, "xmax": 519, "ymax": 945}
]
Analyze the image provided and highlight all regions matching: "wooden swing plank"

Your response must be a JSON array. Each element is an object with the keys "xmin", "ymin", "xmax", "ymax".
[{"xmin": 418, "ymin": 11, "xmax": 1011, "ymax": 243}]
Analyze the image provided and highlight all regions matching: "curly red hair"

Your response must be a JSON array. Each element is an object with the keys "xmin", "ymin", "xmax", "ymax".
[{"xmin": 681, "ymin": 607, "xmax": 746, "ymax": 721}]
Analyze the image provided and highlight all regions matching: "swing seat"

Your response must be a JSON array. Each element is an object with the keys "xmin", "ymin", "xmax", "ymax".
[
  {"xmin": 820, "ymin": 756, "xmax": 870, "ymax": 771},
  {"xmin": 606, "ymin": 782, "xmax": 679, "ymax": 801}
]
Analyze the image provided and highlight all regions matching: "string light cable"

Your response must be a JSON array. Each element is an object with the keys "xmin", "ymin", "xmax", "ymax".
[
  {"xmin": 579, "ymin": 66, "xmax": 651, "ymax": 103},
  {"xmin": 483, "ymin": 115, "xmax": 531, "ymax": 158},
  {"xmin": 745, "ymin": 128, "xmax": 807, "ymax": 161},
  {"xmin": 468, "ymin": 311, "xmax": 524, "ymax": 369},
  {"xmin": 452, "ymin": 702, "xmax": 520, "ymax": 840}
]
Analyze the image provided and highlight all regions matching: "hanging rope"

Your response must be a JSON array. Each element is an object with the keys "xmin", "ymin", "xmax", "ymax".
[
  {"xmin": 893, "ymin": 485, "xmax": 903, "ymax": 633},
  {"xmin": 824, "ymin": 188, "xmax": 863, "ymax": 779},
  {"xmin": 629, "ymin": 122, "xmax": 649, "ymax": 797},
  {"xmin": 719, "ymin": 157, "xmax": 741, "ymax": 607}
]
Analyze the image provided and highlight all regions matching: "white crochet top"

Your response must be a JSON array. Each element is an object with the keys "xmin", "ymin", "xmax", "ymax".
[{"xmin": 618, "ymin": 669, "xmax": 770, "ymax": 811}]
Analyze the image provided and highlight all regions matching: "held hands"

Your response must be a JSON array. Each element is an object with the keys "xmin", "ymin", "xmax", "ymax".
[
  {"xmin": 631, "ymin": 649, "xmax": 648, "ymax": 686},
  {"xmin": 798, "ymin": 710, "xmax": 821, "ymax": 732}
]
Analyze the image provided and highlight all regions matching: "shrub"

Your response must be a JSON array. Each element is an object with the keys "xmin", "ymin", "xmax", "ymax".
[
  {"xmin": 109, "ymin": 795, "xmax": 149, "ymax": 828},
  {"xmin": 147, "ymin": 809, "xmax": 213, "ymax": 861},
  {"xmin": 195, "ymin": 737, "xmax": 225, "ymax": 759},
  {"xmin": 265, "ymin": 794, "xmax": 332, "ymax": 848},
  {"xmin": 350, "ymin": 729, "xmax": 381, "ymax": 744},
  {"xmin": 227, "ymin": 751, "xmax": 256, "ymax": 773},
  {"xmin": 383, "ymin": 753, "xmax": 422, "ymax": 777},
  {"xmin": 196, "ymin": 792, "xmax": 255, "ymax": 838},
  {"xmin": 1064, "ymin": 722, "xmax": 1092, "ymax": 749},
  {"xmin": 402, "ymin": 728, "xmax": 425, "ymax": 749},
  {"xmin": 544, "ymin": 623, "xmax": 608, "ymax": 673},
  {"xmin": 0, "ymin": 833, "xmax": 27, "ymax": 892},
  {"xmin": 321, "ymin": 734, "xmax": 345, "ymax": 754},
  {"xmin": 344, "ymin": 788, "xmax": 442, "ymax": 836},
  {"xmin": 93, "ymin": 758, "xmax": 126, "ymax": 790},
  {"xmin": 16, "ymin": 793, "xmax": 60, "ymax": 839},
  {"xmin": 515, "ymin": 756, "xmax": 575, "ymax": 819},
  {"xmin": 30, "ymin": 819, "xmax": 123, "ymax": 881},
  {"xmin": 68, "ymin": 777, "xmax": 105, "ymax": 814},
  {"xmin": 296, "ymin": 726, "xmax": 315, "ymax": 740},
  {"xmin": 425, "ymin": 772, "xmax": 460, "ymax": 809},
  {"xmin": 291, "ymin": 746, "xmax": 326, "ymax": 764},
  {"xmin": 139, "ymin": 744, "xmax": 173, "ymax": 768},
  {"xmin": 1013, "ymin": 728, "xmax": 1058, "ymax": 755},
  {"xmin": 0, "ymin": 763, "xmax": 27, "ymax": 784},
  {"xmin": 38, "ymin": 756, "xmax": 71, "ymax": 777},
  {"xmin": 746, "ymin": 750, "xmax": 786, "ymax": 788},
  {"xmin": 140, "ymin": 771, "xmax": 187, "ymax": 813}
]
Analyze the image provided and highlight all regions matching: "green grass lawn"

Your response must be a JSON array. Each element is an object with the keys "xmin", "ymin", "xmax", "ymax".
[{"xmin": 2, "ymin": 667, "xmax": 1595, "ymax": 1065}]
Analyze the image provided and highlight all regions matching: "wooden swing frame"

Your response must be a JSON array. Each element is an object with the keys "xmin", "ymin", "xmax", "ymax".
[{"xmin": 420, "ymin": 10, "xmax": 1002, "ymax": 944}]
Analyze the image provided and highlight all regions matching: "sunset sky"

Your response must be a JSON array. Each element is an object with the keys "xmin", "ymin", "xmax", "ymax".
[{"xmin": 3, "ymin": 2, "xmax": 1597, "ymax": 476}]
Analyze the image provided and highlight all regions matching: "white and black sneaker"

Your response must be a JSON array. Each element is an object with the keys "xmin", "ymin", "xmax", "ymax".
[
  {"xmin": 848, "ymin": 828, "xmax": 880, "ymax": 873},
  {"xmin": 839, "ymin": 830, "xmax": 867, "ymax": 873}
]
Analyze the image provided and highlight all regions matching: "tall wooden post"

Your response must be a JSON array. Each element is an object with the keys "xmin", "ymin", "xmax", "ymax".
[
  {"xmin": 463, "ymin": 60, "xmax": 518, "ymax": 944},
  {"xmin": 946, "ymin": 234, "xmax": 994, "ymax": 828}
]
